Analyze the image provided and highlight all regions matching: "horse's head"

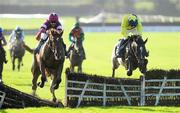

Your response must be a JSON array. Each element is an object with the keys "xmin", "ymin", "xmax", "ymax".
[
  {"xmin": 73, "ymin": 37, "xmax": 83, "ymax": 53},
  {"xmin": 15, "ymin": 32, "xmax": 22, "ymax": 41},
  {"xmin": 48, "ymin": 28, "xmax": 64, "ymax": 60},
  {"xmin": 129, "ymin": 35, "xmax": 149, "ymax": 74}
]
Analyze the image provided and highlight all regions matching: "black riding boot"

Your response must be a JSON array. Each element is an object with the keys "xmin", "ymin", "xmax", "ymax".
[
  {"xmin": 66, "ymin": 44, "xmax": 73, "ymax": 59},
  {"xmin": 116, "ymin": 39, "xmax": 125, "ymax": 58},
  {"xmin": 34, "ymin": 39, "xmax": 45, "ymax": 54}
]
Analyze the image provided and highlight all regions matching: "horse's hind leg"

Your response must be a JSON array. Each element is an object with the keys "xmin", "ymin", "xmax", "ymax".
[
  {"xmin": 32, "ymin": 68, "xmax": 40, "ymax": 96},
  {"xmin": 77, "ymin": 63, "xmax": 82, "ymax": 73},
  {"xmin": 112, "ymin": 58, "xmax": 119, "ymax": 78},
  {"xmin": 70, "ymin": 64, "xmax": 74, "ymax": 73},
  {"xmin": 12, "ymin": 57, "xmax": 15, "ymax": 71},
  {"xmin": 0, "ymin": 62, "xmax": 4, "ymax": 82}
]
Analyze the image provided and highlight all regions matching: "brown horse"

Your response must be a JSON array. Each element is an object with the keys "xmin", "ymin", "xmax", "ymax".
[
  {"xmin": 68, "ymin": 37, "xmax": 85, "ymax": 73},
  {"xmin": 9, "ymin": 35, "xmax": 25, "ymax": 71},
  {"xmin": 31, "ymin": 28, "xmax": 65, "ymax": 102},
  {"xmin": 112, "ymin": 35, "xmax": 149, "ymax": 77}
]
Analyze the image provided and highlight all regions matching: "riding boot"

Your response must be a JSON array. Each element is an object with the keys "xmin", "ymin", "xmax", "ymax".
[
  {"xmin": 34, "ymin": 39, "xmax": 45, "ymax": 54},
  {"xmin": 116, "ymin": 39, "xmax": 125, "ymax": 58},
  {"xmin": 66, "ymin": 44, "xmax": 73, "ymax": 59}
]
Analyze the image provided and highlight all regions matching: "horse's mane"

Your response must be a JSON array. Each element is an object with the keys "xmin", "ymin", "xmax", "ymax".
[{"xmin": 48, "ymin": 28, "xmax": 62, "ymax": 39}]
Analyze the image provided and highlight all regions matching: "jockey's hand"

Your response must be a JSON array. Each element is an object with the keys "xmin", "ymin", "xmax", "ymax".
[
  {"xmin": 128, "ymin": 32, "xmax": 134, "ymax": 37},
  {"xmin": 56, "ymin": 30, "xmax": 63, "ymax": 35}
]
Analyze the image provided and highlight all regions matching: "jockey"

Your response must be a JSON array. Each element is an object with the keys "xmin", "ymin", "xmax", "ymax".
[
  {"xmin": 116, "ymin": 14, "xmax": 143, "ymax": 58},
  {"xmin": 34, "ymin": 13, "xmax": 67, "ymax": 55},
  {"xmin": 8, "ymin": 26, "xmax": 24, "ymax": 48},
  {"xmin": 0, "ymin": 27, "xmax": 8, "ymax": 82},
  {"xmin": 67, "ymin": 22, "xmax": 86, "ymax": 59}
]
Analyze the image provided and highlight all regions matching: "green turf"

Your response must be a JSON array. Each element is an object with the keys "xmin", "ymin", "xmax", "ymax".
[{"xmin": 0, "ymin": 18, "xmax": 180, "ymax": 113}]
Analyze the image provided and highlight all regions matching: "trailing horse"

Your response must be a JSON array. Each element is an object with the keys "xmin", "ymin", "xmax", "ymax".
[
  {"xmin": 112, "ymin": 35, "xmax": 149, "ymax": 77},
  {"xmin": 9, "ymin": 35, "xmax": 25, "ymax": 71},
  {"xmin": 31, "ymin": 28, "xmax": 65, "ymax": 102},
  {"xmin": 68, "ymin": 37, "xmax": 85, "ymax": 73}
]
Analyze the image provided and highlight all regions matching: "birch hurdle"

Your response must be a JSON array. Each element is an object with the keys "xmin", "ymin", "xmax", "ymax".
[{"xmin": 65, "ymin": 70, "xmax": 180, "ymax": 107}]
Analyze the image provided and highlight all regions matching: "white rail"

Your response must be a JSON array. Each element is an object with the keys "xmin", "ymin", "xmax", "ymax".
[{"xmin": 0, "ymin": 91, "xmax": 6, "ymax": 108}]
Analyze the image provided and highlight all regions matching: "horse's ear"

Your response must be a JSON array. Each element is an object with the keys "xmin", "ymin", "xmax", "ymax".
[{"xmin": 144, "ymin": 38, "xmax": 148, "ymax": 44}]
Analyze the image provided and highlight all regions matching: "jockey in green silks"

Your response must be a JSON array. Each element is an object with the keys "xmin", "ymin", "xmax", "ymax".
[
  {"xmin": 116, "ymin": 14, "xmax": 143, "ymax": 58},
  {"xmin": 67, "ymin": 22, "xmax": 86, "ymax": 59}
]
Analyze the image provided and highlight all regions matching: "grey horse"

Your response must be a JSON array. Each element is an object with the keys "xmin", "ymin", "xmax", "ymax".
[
  {"xmin": 112, "ymin": 35, "xmax": 149, "ymax": 77},
  {"xmin": 9, "ymin": 35, "xmax": 25, "ymax": 71}
]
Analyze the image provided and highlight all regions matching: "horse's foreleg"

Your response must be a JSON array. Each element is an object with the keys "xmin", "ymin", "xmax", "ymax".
[
  {"xmin": 32, "ymin": 68, "xmax": 40, "ymax": 96},
  {"xmin": 50, "ymin": 84, "xmax": 56, "ymax": 102},
  {"xmin": 55, "ymin": 63, "xmax": 63, "ymax": 89},
  {"xmin": 112, "ymin": 68, "xmax": 115, "ymax": 78},
  {"xmin": 127, "ymin": 58, "xmax": 133, "ymax": 76},
  {"xmin": 78, "ymin": 64, "xmax": 82, "ymax": 73},
  {"xmin": 50, "ymin": 75, "xmax": 57, "ymax": 102}
]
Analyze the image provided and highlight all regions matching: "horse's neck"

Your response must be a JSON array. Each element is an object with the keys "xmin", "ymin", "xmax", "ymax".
[{"xmin": 12, "ymin": 39, "xmax": 21, "ymax": 46}]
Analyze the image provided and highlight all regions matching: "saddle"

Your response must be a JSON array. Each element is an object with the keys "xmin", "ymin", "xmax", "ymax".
[{"xmin": 115, "ymin": 39, "xmax": 129, "ymax": 58}]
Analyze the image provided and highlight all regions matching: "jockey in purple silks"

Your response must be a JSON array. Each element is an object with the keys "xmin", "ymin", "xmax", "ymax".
[{"xmin": 34, "ymin": 13, "xmax": 67, "ymax": 56}]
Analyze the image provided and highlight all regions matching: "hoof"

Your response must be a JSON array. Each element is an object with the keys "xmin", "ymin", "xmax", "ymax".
[
  {"xmin": 52, "ymin": 98, "xmax": 57, "ymax": 102},
  {"xmin": 37, "ymin": 82, "xmax": 44, "ymax": 88},
  {"xmin": 127, "ymin": 71, "xmax": 132, "ymax": 76}
]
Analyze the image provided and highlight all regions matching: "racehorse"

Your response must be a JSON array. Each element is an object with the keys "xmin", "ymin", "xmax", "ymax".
[
  {"xmin": 112, "ymin": 35, "xmax": 149, "ymax": 77},
  {"xmin": 9, "ymin": 34, "xmax": 25, "ymax": 71},
  {"xmin": 31, "ymin": 28, "xmax": 65, "ymax": 102},
  {"xmin": 68, "ymin": 37, "xmax": 85, "ymax": 73}
]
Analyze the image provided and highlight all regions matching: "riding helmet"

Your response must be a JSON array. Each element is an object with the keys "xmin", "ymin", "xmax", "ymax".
[
  {"xmin": 128, "ymin": 14, "xmax": 138, "ymax": 27},
  {"xmin": 48, "ymin": 13, "xmax": 59, "ymax": 23}
]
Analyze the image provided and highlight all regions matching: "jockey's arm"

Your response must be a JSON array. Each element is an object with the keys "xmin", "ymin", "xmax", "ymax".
[
  {"xmin": 121, "ymin": 15, "xmax": 128, "ymax": 38},
  {"xmin": 35, "ymin": 28, "xmax": 46, "ymax": 41},
  {"xmin": 137, "ymin": 19, "xmax": 143, "ymax": 36},
  {"xmin": 69, "ymin": 33, "xmax": 75, "ymax": 43}
]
